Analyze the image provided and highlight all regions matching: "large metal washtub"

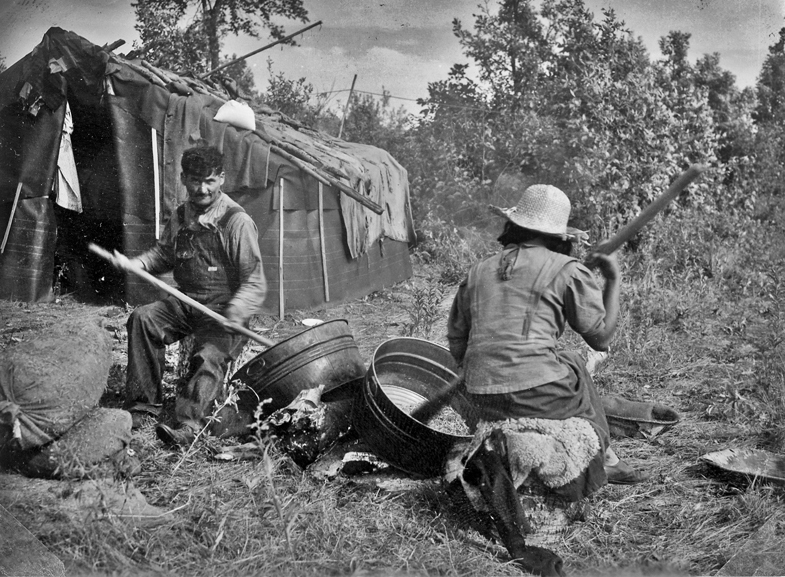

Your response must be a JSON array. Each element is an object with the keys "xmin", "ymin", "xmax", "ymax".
[
  {"xmin": 229, "ymin": 319, "xmax": 366, "ymax": 419},
  {"xmin": 352, "ymin": 337, "xmax": 472, "ymax": 478}
]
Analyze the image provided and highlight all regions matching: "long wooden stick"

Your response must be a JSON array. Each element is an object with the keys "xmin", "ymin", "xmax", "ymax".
[
  {"xmin": 123, "ymin": 60, "xmax": 167, "ymax": 88},
  {"xmin": 337, "ymin": 74, "xmax": 357, "ymax": 139},
  {"xmin": 592, "ymin": 164, "xmax": 707, "ymax": 256},
  {"xmin": 102, "ymin": 39, "xmax": 126, "ymax": 52},
  {"xmin": 1, "ymin": 182, "xmax": 23, "ymax": 254},
  {"xmin": 318, "ymin": 182, "xmax": 330, "ymax": 302},
  {"xmin": 88, "ymin": 243, "xmax": 275, "ymax": 347},
  {"xmin": 278, "ymin": 178, "xmax": 285, "ymax": 320},
  {"xmin": 198, "ymin": 21, "xmax": 323, "ymax": 80},
  {"xmin": 266, "ymin": 141, "xmax": 383, "ymax": 214}
]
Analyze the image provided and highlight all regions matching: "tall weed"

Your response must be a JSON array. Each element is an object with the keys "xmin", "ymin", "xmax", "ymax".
[{"xmin": 401, "ymin": 283, "xmax": 445, "ymax": 339}]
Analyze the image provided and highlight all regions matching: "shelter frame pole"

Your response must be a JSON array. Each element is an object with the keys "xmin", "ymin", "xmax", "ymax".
[
  {"xmin": 1, "ymin": 182, "xmax": 23, "ymax": 254},
  {"xmin": 338, "ymin": 74, "xmax": 357, "ymax": 140},
  {"xmin": 265, "ymin": 142, "xmax": 382, "ymax": 214},
  {"xmin": 151, "ymin": 128, "xmax": 161, "ymax": 239},
  {"xmin": 279, "ymin": 178, "xmax": 285, "ymax": 320},
  {"xmin": 198, "ymin": 21, "xmax": 322, "ymax": 80},
  {"xmin": 318, "ymin": 182, "xmax": 330, "ymax": 302}
]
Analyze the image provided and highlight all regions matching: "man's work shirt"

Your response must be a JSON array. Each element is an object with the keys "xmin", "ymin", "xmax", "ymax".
[
  {"xmin": 447, "ymin": 244, "xmax": 607, "ymax": 395},
  {"xmin": 136, "ymin": 192, "xmax": 266, "ymax": 322}
]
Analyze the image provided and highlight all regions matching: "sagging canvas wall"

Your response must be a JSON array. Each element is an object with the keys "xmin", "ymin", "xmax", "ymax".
[{"xmin": 232, "ymin": 163, "xmax": 412, "ymax": 312}]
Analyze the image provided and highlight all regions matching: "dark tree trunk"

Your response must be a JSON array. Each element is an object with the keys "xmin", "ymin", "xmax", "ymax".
[{"xmin": 202, "ymin": 0, "xmax": 223, "ymax": 71}]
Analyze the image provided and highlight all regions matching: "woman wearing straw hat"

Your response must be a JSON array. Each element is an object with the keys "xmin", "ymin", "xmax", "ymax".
[{"xmin": 443, "ymin": 184, "xmax": 645, "ymax": 576}]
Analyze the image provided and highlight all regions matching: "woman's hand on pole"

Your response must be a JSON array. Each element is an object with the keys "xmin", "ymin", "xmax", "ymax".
[
  {"xmin": 582, "ymin": 251, "xmax": 620, "ymax": 352},
  {"xmin": 584, "ymin": 252, "xmax": 620, "ymax": 282}
]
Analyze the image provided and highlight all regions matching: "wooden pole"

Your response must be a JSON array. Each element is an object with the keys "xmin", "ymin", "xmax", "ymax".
[
  {"xmin": 1, "ymin": 182, "xmax": 23, "ymax": 254},
  {"xmin": 337, "ymin": 74, "xmax": 357, "ymax": 139},
  {"xmin": 102, "ymin": 39, "xmax": 126, "ymax": 52},
  {"xmin": 278, "ymin": 178, "xmax": 285, "ymax": 320},
  {"xmin": 198, "ymin": 21, "xmax": 323, "ymax": 80},
  {"xmin": 88, "ymin": 243, "xmax": 275, "ymax": 347},
  {"xmin": 592, "ymin": 164, "xmax": 707, "ymax": 256},
  {"xmin": 318, "ymin": 182, "xmax": 330, "ymax": 302},
  {"xmin": 151, "ymin": 128, "xmax": 161, "ymax": 239},
  {"xmin": 265, "ymin": 142, "xmax": 383, "ymax": 214}
]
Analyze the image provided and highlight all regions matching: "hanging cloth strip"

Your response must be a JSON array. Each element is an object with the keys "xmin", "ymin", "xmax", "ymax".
[{"xmin": 54, "ymin": 101, "xmax": 82, "ymax": 213}]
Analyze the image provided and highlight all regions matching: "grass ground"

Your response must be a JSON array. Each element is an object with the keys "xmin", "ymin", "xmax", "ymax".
[{"xmin": 1, "ymin": 206, "xmax": 785, "ymax": 576}]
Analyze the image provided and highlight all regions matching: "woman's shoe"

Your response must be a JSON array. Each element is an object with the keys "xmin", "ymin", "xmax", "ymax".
[{"xmin": 605, "ymin": 459, "xmax": 649, "ymax": 485}]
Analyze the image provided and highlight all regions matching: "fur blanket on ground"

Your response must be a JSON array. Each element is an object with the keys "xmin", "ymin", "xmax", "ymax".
[{"xmin": 444, "ymin": 416, "xmax": 600, "ymax": 491}]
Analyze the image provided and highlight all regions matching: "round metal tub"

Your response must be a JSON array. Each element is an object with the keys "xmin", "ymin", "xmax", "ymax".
[
  {"xmin": 231, "ymin": 319, "xmax": 366, "ymax": 418},
  {"xmin": 352, "ymin": 337, "xmax": 472, "ymax": 478}
]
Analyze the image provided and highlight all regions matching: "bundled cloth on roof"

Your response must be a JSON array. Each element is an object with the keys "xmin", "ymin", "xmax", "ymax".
[{"xmin": 213, "ymin": 99, "xmax": 256, "ymax": 131}]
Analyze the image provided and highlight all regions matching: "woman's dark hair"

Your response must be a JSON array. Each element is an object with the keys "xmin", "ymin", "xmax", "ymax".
[
  {"xmin": 497, "ymin": 221, "xmax": 573, "ymax": 256},
  {"xmin": 181, "ymin": 145, "xmax": 224, "ymax": 178}
]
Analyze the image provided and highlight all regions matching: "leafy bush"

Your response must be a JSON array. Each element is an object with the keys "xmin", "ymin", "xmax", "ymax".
[
  {"xmin": 399, "ymin": 0, "xmax": 752, "ymax": 252},
  {"xmin": 412, "ymin": 213, "xmax": 497, "ymax": 285}
]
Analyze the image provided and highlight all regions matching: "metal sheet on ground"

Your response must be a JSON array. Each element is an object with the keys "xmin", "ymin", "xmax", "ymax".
[
  {"xmin": 700, "ymin": 448, "xmax": 785, "ymax": 484},
  {"xmin": 0, "ymin": 503, "xmax": 65, "ymax": 577},
  {"xmin": 716, "ymin": 512, "xmax": 785, "ymax": 576}
]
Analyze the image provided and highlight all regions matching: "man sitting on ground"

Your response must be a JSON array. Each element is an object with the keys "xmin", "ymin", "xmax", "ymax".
[{"xmin": 124, "ymin": 144, "xmax": 266, "ymax": 446}]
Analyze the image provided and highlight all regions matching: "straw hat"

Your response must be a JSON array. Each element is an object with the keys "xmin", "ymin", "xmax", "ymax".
[{"xmin": 489, "ymin": 184, "xmax": 587, "ymax": 242}]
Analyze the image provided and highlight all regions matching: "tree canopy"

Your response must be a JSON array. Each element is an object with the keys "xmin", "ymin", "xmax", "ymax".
[
  {"xmin": 397, "ymin": 0, "xmax": 752, "ymax": 240},
  {"xmin": 131, "ymin": 0, "xmax": 308, "ymax": 74}
]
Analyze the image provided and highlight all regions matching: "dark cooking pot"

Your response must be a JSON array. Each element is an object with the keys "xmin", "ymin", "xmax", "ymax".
[
  {"xmin": 352, "ymin": 337, "xmax": 472, "ymax": 478},
  {"xmin": 230, "ymin": 319, "xmax": 366, "ymax": 419}
]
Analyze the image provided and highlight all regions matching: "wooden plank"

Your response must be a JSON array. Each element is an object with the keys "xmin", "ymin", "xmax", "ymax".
[
  {"xmin": 0, "ymin": 503, "xmax": 66, "ymax": 577},
  {"xmin": 279, "ymin": 178, "xmax": 285, "ymax": 320},
  {"xmin": 1, "ymin": 182, "xmax": 23, "ymax": 253},
  {"xmin": 318, "ymin": 182, "xmax": 330, "ymax": 302},
  {"xmin": 151, "ymin": 127, "xmax": 161, "ymax": 239}
]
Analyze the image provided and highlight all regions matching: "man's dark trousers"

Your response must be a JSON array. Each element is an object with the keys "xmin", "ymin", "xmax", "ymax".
[{"xmin": 126, "ymin": 295, "xmax": 247, "ymax": 428}]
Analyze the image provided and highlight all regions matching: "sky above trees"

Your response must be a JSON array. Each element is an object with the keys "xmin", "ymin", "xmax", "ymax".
[{"xmin": 0, "ymin": 0, "xmax": 782, "ymax": 113}]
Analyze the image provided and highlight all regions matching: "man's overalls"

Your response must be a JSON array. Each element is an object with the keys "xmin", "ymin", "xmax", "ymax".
[{"xmin": 125, "ymin": 205, "xmax": 248, "ymax": 430}]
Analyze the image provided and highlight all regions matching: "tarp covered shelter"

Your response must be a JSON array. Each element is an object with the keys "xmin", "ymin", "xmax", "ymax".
[{"xmin": 0, "ymin": 28, "xmax": 414, "ymax": 313}]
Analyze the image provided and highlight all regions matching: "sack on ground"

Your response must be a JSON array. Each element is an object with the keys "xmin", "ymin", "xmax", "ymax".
[
  {"xmin": 0, "ymin": 319, "xmax": 113, "ymax": 450},
  {"xmin": 23, "ymin": 407, "xmax": 132, "ymax": 478}
]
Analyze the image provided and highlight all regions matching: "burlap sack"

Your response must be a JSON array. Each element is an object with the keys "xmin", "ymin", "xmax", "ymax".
[{"xmin": 0, "ymin": 319, "xmax": 113, "ymax": 450}]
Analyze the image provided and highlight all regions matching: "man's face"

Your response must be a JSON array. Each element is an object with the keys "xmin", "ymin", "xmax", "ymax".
[{"xmin": 181, "ymin": 170, "xmax": 225, "ymax": 210}]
